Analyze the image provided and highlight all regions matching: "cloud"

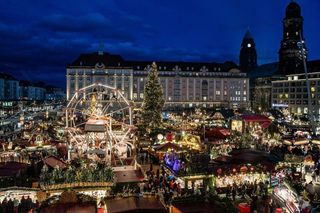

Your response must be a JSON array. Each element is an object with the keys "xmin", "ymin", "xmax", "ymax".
[{"xmin": 39, "ymin": 13, "xmax": 111, "ymax": 32}]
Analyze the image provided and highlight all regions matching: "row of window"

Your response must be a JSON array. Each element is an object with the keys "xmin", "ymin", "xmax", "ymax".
[
  {"xmin": 273, "ymin": 100, "xmax": 320, "ymax": 105},
  {"xmin": 273, "ymin": 81, "xmax": 320, "ymax": 87}
]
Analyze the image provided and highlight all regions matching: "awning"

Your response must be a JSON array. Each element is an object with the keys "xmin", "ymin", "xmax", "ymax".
[{"xmin": 241, "ymin": 115, "xmax": 271, "ymax": 129}]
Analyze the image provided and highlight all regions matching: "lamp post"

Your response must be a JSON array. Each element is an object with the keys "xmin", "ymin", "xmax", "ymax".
[{"xmin": 298, "ymin": 32, "xmax": 316, "ymax": 135}]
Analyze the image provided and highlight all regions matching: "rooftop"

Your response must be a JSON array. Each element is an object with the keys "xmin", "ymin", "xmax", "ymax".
[{"xmin": 68, "ymin": 52, "xmax": 239, "ymax": 73}]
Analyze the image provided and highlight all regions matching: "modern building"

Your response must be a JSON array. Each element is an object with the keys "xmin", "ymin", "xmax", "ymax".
[
  {"xmin": 0, "ymin": 73, "xmax": 20, "ymax": 100},
  {"xmin": 240, "ymin": 30, "xmax": 257, "ymax": 73},
  {"xmin": 0, "ymin": 78, "xmax": 4, "ymax": 100},
  {"xmin": 271, "ymin": 71, "xmax": 320, "ymax": 116},
  {"xmin": 45, "ymin": 86, "xmax": 66, "ymax": 101},
  {"xmin": 19, "ymin": 81, "xmax": 46, "ymax": 101},
  {"xmin": 66, "ymin": 52, "xmax": 250, "ymax": 108}
]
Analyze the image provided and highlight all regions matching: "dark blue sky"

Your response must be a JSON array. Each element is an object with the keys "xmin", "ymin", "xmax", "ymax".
[{"xmin": 0, "ymin": 0, "xmax": 319, "ymax": 88}]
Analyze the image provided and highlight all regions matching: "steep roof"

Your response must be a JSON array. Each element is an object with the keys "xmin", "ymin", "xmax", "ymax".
[
  {"xmin": 68, "ymin": 52, "xmax": 239, "ymax": 73},
  {"xmin": 286, "ymin": 1, "xmax": 301, "ymax": 18},
  {"xmin": 69, "ymin": 52, "xmax": 124, "ymax": 67},
  {"xmin": 243, "ymin": 30, "xmax": 253, "ymax": 40}
]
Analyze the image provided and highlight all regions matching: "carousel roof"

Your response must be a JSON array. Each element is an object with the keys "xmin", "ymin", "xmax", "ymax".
[{"xmin": 85, "ymin": 119, "xmax": 107, "ymax": 132}]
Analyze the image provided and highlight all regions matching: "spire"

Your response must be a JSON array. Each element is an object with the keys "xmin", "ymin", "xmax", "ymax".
[
  {"xmin": 98, "ymin": 43, "xmax": 104, "ymax": 55},
  {"xmin": 240, "ymin": 29, "xmax": 257, "ymax": 72},
  {"xmin": 286, "ymin": 0, "xmax": 301, "ymax": 18},
  {"xmin": 244, "ymin": 30, "xmax": 253, "ymax": 40}
]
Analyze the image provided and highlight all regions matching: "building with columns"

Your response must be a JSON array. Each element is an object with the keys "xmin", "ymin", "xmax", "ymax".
[{"xmin": 67, "ymin": 51, "xmax": 249, "ymax": 108}]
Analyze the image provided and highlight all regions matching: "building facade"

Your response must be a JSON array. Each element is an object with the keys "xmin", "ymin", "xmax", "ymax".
[
  {"xmin": 20, "ymin": 81, "xmax": 46, "ymax": 101},
  {"xmin": 0, "ymin": 73, "xmax": 20, "ymax": 100},
  {"xmin": 67, "ymin": 52, "xmax": 249, "ymax": 108},
  {"xmin": 271, "ymin": 72, "xmax": 320, "ymax": 115}
]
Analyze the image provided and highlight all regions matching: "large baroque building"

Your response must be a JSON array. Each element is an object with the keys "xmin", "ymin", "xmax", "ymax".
[{"xmin": 66, "ymin": 52, "xmax": 249, "ymax": 108}]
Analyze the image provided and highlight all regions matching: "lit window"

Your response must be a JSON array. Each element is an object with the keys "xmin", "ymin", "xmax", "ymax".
[
  {"xmin": 311, "ymin": 87, "xmax": 315, "ymax": 92},
  {"xmin": 140, "ymin": 93, "xmax": 144, "ymax": 99},
  {"xmin": 216, "ymin": 91, "xmax": 221, "ymax": 95},
  {"xmin": 247, "ymin": 43, "xmax": 251, "ymax": 48},
  {"xmin": 294, "ymin": 76, "xmax": 298, "ymax": 80}
]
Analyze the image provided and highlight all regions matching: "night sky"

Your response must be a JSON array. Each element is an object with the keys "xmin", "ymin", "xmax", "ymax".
[{"xmin": 0, "ymin": 0, "xmax": 319, "ymax": 88}]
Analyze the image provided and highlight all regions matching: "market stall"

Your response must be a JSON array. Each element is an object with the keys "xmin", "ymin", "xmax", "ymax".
[
  {"xmin": 0, "ymin": 187, "xmax": 38, "ymax": 203},
  {"xmin": 215, "ymin": 171, "xmax": 269, "ymax": 189},
  {"xmin": 273, "ymin": 182, "xmax": 300, "ymax": 213}
]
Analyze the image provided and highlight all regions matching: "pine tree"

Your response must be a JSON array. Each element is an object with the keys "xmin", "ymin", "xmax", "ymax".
[{"xmin": 141, "ymin": 62, "xmax": 164, "ymax": 129}]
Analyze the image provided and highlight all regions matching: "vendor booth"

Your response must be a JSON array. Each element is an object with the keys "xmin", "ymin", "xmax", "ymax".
[{"xmin": 273, "ymin": 182, "xmax": 300, "ymax": 213}]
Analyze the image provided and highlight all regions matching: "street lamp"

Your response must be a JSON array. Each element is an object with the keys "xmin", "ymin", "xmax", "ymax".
[{"xmin": 298, "ymin": 33, "xmax": 316, "ymax": 135}]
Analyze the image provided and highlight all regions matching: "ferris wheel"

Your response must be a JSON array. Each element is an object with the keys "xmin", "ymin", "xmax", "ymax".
[{"xmin": 65, "ymin": 83, "xmax": 135, "ymax": 165}]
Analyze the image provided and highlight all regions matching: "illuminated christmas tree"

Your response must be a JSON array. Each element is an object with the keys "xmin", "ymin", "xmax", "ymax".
[{"xmin": 141, "ymin": 62, "xmax": 164, "ymax": 129}]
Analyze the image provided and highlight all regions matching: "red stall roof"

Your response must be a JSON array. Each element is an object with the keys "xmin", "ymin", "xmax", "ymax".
[
  {"xmin": 241, "ymin": 115, "xmax": 270, "ymax": 122},
  {"xmin": 241, "ymin": 115, "xmax": 271, "ymax": 129}
]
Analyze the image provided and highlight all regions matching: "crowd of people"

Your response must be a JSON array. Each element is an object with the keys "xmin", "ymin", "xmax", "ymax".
[
  {"xmin": 141, "ymin": 166, "xmax": 184, "ymax": 204},
  {"xmin": 0, "ymin": 196, "xmax": 39, "ymax": 213}
]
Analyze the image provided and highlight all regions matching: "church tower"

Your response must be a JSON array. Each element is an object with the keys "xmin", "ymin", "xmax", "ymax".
[
  {"xmin": 279, "ymin": 1, "xmax": 307, "ymax": 75},
  {"xmin": 240, "ymin": 30, "xmax": 257, "ymax": 72}
]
